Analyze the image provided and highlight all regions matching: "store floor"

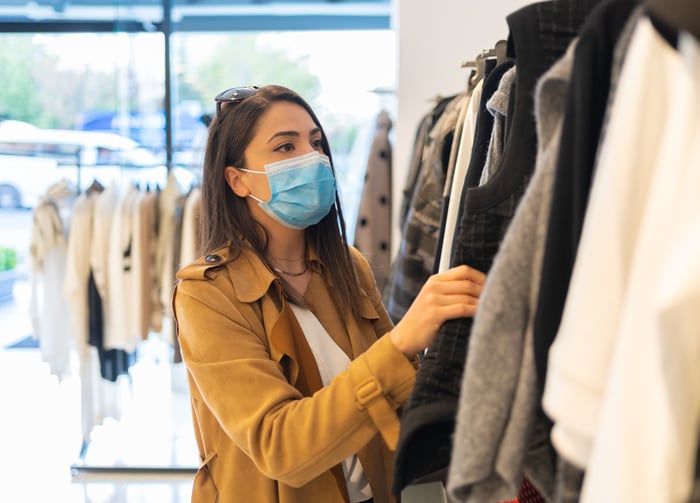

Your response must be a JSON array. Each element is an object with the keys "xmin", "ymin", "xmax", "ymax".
[{"xmin": 0, "ymin": 279, "xmax": 197, "ymax": 503}]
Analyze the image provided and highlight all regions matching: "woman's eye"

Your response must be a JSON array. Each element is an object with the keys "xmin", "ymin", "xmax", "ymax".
[
  {"xmin": 311, "ymin": 139, "xmax": 323, "ymax": 150},
  {"xmin": 275, "ymin": 143, "xmax": 294, "ymax": 153}
]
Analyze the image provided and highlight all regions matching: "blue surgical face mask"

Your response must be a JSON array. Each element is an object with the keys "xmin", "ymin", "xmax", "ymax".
[{"xmin": 238, "ymin": 151, "xmax": 337, "ymax": 230}]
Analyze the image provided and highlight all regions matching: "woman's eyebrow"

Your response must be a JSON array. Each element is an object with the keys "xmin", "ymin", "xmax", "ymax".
[
  {"xmin": 266, "ymin": 130, "xmax": 299, "ymax": 143},
  {"xmin": 266, "ymin": 127, "xmax": 322, "ymax": 144}
]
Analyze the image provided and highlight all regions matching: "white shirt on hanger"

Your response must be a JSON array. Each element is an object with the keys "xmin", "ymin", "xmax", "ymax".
[
  {"xmin": 437, "ymin": 79, "xmax": 483, "ymax": 273},
  {"xmin": 541, "ymin": 15, "xmax": 700, "ymax": 502}
]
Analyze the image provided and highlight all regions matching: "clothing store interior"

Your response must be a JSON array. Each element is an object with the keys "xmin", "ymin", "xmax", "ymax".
[{"xmin": 1, "ymin": 0, "xmax": 698, "ymax": 502}]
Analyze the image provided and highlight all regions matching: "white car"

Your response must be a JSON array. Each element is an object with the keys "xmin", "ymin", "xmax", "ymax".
[{"xmin": 0, "ymin": 120, "xmax": 197, "ymax": 208}]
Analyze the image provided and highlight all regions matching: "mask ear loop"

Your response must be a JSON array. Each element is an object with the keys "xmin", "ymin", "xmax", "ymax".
[{"xmin": 236, "ymin": 167, "xmax": 267, "ymax": 203}]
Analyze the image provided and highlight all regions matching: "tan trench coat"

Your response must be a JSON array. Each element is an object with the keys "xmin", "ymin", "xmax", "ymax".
[{"xmin": 173, "ymin": 243, "xmax": 416, "ymax": 502}]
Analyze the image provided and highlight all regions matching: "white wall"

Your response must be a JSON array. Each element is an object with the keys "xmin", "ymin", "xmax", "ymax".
[{"xmin": 390, "ymin": 0, "xmax": 532, "ymax": 254}]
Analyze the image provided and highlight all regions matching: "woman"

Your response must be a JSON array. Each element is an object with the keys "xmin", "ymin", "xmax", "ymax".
[{"xmin": 173, "ymin": 84, "xmax": 485, "ymax": 503}]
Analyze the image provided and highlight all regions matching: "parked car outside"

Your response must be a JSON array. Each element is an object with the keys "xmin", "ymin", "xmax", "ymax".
[{"xmin": 0, "ymin": 120, "xmax": 197, "ymax": 209}]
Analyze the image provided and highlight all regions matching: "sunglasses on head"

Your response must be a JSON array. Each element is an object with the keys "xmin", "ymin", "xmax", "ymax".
[{"xmin": 214, "ymin": 86, "xmax": 258, "ymax": 115}]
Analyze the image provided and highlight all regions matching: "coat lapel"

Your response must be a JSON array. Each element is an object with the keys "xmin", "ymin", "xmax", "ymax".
[
  {"xmin": 269, "ymin": 298, "xmax": 321, "ymax": 396},
  {"xmin": 266, "ymin": 289, "xmax": 351, "ymax": 503}
]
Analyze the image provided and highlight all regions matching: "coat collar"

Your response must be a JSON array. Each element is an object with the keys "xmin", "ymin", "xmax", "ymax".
[
  {"xmin": 226, "ymin": 242, "xmax": 378, "ymax": 322},
  {"xmin": 227, "ymin": 244, "xmax": 279, "ymax": 303},
  {"xmin": 178, "ymin": 241, "xmax": 378, "ymax": 320},
  {"xmin": 191, "ymin": 240, "xmax": 324, "ymax": 304},
  {"xmin": 231, "ymin": 243, "xmax": 327, "ymax": 302}
]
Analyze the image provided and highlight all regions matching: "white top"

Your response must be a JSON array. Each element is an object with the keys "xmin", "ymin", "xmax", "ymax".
[
  {"xmin": 542, "ymin": 16, "xmax": 700, "ymax": 502},
  {"xmin": 580, "ymin": 21, "xmax": 700, "ymax": 502},
  {"xmin": 437, "ymin": 79, "xmax": 483, "ymax": 273},
  {"xmin": 29, "ymin": 182, "xmax": 74, "ymax": 379},
  {"xmin": 289, "ymin": 304, "xmax": 372, "ymax": 503},
  {"xmin": 64, "ymin": 191, "xmax": 95, "ymax": 349},
  {"xmin": 63, "ymin": 189, "xmax": 104, "ymax": 439},
  {"xmin": 106, "ymin": 184, "xmax": 140, "ymax": 351},
  {"xmin": 89, "ymin": 183, "xmax": 120, "ymax": 345}
]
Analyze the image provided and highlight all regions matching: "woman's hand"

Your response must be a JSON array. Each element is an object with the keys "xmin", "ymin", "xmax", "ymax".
[{"xmin": 389, "ymin": 264, "xmax": 486, "ymax": 359}]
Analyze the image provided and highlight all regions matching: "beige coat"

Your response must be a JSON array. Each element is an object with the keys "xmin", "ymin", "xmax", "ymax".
[{"xmin": 173, "ymin": 243, "xmax": 416, "ymax": 502}]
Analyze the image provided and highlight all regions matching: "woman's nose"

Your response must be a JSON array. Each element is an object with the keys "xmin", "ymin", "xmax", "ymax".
[{"xmin": 301, "ymin": 145, "xmax": 318, "ymax": 155}]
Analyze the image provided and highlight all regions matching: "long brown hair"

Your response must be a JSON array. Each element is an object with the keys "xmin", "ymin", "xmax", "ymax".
[{"xmin": 198, "ymin": 84, "xmax": 363, "ymax": 316}]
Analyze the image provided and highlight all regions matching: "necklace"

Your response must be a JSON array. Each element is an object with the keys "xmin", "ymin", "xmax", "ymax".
[{"xmin": 273, "ymin": 262, "xmax": 309, "ymax": 277}]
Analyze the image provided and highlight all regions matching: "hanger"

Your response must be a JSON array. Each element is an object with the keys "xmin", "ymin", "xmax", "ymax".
[
  {"xmin": 47, "ymin": 178, "xmax": 77, "ymax": 200},
  {"xmin": 645, "ymin": 0, "xmax": 700, "ymax": 41},
  {"xmin": 462, "ymin": 47, "xmax": 498, "ymax": 88},
  {"xmin": 86, "ymin": 178, "xmax": 104, "ymax": 195},
  {"xmin": 461, "ymin": 48, "xmax": 496, "ymax": 68},
  {"xmin": 494, "ymin": 39, "xmax": 508, "ymax": 65}
]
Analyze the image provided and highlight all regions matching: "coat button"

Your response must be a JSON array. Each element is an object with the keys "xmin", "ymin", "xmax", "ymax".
[{"xmin": 204, "ymin": 254, "xmax": 221, "ymax": 263}]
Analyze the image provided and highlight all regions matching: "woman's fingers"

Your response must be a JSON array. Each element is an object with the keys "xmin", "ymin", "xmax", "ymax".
[
  {"xmin": 431, "ymin": 278, "xmax": 483, "ymax": 298},
  {"xmin": 435, "ymin": 264, "xmax": 486, "ymax": 284},
  {"xmin": 438, "ymin": 298, "xmax": 479, "ymax": 318},
  {"xmin": 422, "ymin": 265, "xmax": 486, "ymax": 299},
  {"xmin": 389, "ymin": 263, "xmax": 487, "ymax": 358}
]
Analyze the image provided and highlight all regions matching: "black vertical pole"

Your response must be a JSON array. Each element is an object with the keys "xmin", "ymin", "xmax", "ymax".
[{"xmin": 163, "ymin": 0, "xmax": 173, "ymax": 172}]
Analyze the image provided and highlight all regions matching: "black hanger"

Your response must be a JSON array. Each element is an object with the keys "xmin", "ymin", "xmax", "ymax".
[{"xmin": 86, "ymin": 178, "xmax": 104, "ymax": 195}]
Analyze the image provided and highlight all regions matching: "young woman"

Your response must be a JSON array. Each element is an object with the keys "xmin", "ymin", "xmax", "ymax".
[{"xmin": 173, "ymin": 84, "xmax": 485, "ymax": 503}]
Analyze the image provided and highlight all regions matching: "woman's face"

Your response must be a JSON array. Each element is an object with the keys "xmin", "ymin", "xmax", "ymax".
[{"xmin": 227, "ymin": 101, "xmax": 325, "ymax": 203}]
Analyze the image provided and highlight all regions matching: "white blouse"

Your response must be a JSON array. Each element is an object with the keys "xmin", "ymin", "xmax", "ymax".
[{"xmin": 289, "ymin": 304, "xmax": 373, "ymax": 503}]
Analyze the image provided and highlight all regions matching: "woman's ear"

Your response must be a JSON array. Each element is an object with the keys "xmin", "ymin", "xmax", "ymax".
[{"xmin": 224, "ymin": 166, "xmax": 249, "ymax": 198}]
